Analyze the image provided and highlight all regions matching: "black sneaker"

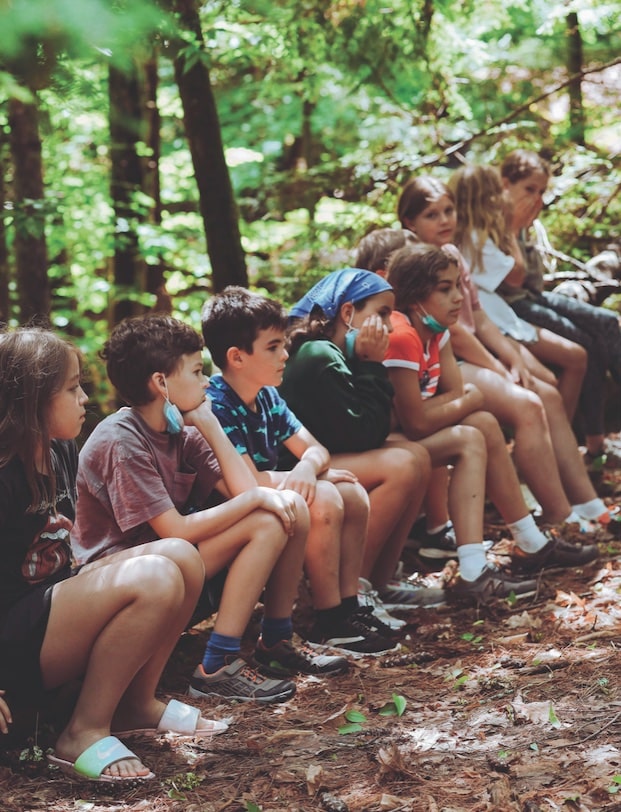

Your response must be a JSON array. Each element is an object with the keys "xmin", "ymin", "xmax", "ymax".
[
  {"xmin": 511, "ymin": 533, "xmax": 600, "ymax": 574},
  {"xmin": 449, "ymin": 564, "xmax": 538, "ymax": 604},
  {"xmin": 349, "ymin": 605, "xmax": 403, "ymax": 640},
  {"xmin": 188, "ymin": 657, "xmax": 296, "ymax": 703},
  {"xmin": 254, "ymin": 638, "xmax": 349, "ymax": 677},
  {"xmin": 308, "ymin": 617, "xmax": 398, "ymax": 658},
  {"xmin": 417, "ymin": 524, "xmax": 457, "ymax": 561}
]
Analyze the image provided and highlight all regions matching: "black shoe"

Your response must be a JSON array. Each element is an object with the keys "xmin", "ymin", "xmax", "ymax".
[
  {"xmin": 511, "ymin": 533, "xmax": 600, "ymax": 574},
  {"xmin": 188, "ymin": 657, "xmax": 296, "ymax": 703},
  {"xmin": 449, "ymin": 564, "xmax": 538, "ymax": 604},
  {"xmin": 308, "ymin": 617, "xmax": 398, "ymax": 658},
  {"xmin": 417, "ymin": 523, "xmax": 457, "ymax": 561},
  {"xmin": 349, "ymin": 605, "xmax": 403, "ymax": 640},
  {"xmin": 254, "ymin": 638, "xmax": 349, "ymax": 677}
]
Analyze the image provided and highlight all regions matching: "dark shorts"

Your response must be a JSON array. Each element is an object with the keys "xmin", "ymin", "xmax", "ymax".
[{"xmin": 0, "ymin": 583, "xmax": 56, "ymax": 700}]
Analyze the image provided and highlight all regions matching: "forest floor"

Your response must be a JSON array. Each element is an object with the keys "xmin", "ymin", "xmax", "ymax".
[{"xmin": 2, "ymin": 458, "xmax": 621, "ymax": 812}]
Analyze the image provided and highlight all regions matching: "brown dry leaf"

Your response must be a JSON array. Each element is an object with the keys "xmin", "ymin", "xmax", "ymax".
[{"xmin": 306, "ymin": 763, "xmax": 324, "ymax": 796}]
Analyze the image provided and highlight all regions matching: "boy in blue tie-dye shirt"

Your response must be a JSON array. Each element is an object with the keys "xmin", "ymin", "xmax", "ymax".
[{"xmin": 202, "ymin": 287, "xmax": 399, "ymax": 660}]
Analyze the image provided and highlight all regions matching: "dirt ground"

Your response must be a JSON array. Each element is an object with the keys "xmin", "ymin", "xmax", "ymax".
[{"xmin": 2, "ymin": 465, "xmax": 621, "ymax": 812}]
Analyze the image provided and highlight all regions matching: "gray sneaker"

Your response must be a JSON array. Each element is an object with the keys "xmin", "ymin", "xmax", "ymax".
[
  {"xmin": 450, "ymin": 564, "xmax": 538, "ymax": 604},
  {"xmin": 379, "ymin": 575, "xmax": 446, "ymax": 610},
  {"xmin": 188, "ymin": 657, "xmax": 296, "ymax": 703}
]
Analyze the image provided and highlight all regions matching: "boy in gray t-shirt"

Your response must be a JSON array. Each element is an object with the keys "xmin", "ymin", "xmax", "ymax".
[{"xmin": 73, "ymin": 314, "xmax": 348, "ymax": 704}]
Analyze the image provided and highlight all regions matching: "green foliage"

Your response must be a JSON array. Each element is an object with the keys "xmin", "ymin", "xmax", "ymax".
[{"xmin": 1, "ymin": 0, "xmax": 620, "ymax": 418}]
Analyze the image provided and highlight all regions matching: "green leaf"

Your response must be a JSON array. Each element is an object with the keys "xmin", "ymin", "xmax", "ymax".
[
  {"xmin": 548, "ymin": 704, "xmax": 560, "ymax": 727},
  {"xmin": 392, "ymin": 694, "xmax": 407, "ymax": 716},
  {"xmin": 338, "ymin": 722, "xmax": 363, "ymax": 735},
  {"xmin": 345, "ymin": 710, "xmax": 366, "ymax": 723},
  {"xmin": 246, "ymin": 803, "xmax": 262, "ymax": 812}
]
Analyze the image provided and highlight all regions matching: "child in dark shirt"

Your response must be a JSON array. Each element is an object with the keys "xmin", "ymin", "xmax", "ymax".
[{"xmin": 0, "ymin": 326, "xmax": 216, "ymax": 783}]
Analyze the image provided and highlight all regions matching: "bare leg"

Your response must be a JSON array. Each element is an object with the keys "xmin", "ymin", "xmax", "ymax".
[
  {"xmin": 303, "ymin": 481, "xmax": 346, "ymax": 610},
  {"xmin": 415, "ymin": 425, "xmax": 487, "ymax": 546},
  {"xmin": 332, "ymin": 442, "xmax": 431, "ymax": 590},
  {"xmin": 462, "ymin": 410, "xmax": 531, "ymax": 524},
  {"xmin": 528, "ymin": 328, "xmax": 587, "ymax": 421},
  {"xmin": 461, "ymin": 363, "xmax": 572, "ymax": 524},
  {"xmin": 421, "ymin": 467, "xmax": 451, "ymax": 530},
  {"xmin": 42, "ymin": 539, "xmax": 204, "ymax": 778},
  {"xmin": 304, "ymin": 480, "xmax": 368, "ymax": 609},
  {"xmin": 334, "ymin": 481, "xmax": 369, "ymax": 598},
  {"xmin": 195, "ymin": 498, "xmax": 310, "ymax": 637},
  {"xmin": 533, "ymin": 379, "xmax": 600, "ymax": 505}
]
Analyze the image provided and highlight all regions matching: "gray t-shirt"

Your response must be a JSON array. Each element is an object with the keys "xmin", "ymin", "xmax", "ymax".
[{"xmin": 72, "ymin": 408, "xmax": 221, "ymax": 564}]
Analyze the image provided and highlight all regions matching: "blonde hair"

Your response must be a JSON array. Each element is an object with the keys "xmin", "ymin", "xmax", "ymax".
[{"xmin": 450, "ymin": 164, "xmax": 512, "ymax": 273}]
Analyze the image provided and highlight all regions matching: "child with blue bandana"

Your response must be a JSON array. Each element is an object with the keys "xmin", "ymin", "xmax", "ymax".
[{"xmin": 281, "ymin": 269, "xmax": 445, "ymax": 614}]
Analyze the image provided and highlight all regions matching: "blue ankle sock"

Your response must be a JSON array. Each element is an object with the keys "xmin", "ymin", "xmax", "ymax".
[
  {"xmin": 260, "ymin": 616, "xmax": 293, "ymax": 649},
  {"xmin": 201, "ymin": 632, "xmax": 241, "ymax": 674}
]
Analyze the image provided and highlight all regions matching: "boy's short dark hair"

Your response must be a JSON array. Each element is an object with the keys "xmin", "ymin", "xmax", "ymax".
[
  {"xmin": 102, "ymin": 314, "xmax": 203, "ymax": 406},
  {"xmin": 201, "ymin": 286, "xmax": 288, "ymax": 370},
  {"xmin": 354, "ymin": 228, "xmax": 419, "ymax": 273}
]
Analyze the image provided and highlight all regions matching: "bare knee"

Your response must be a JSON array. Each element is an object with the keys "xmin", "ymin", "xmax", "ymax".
[
  {"xmin": 311, "ymin": 481, "xmax": 345, "ymax": 528},
  {"xmin": 512, "ymin": 390, "xmax": 547, "ymax": 431},
  {"xmin": 395, "ymin": 446, "xmax": 432, "ymax": 491},
  {"xmin": 338, "ymin": 480, "xmax": 370, "ymax": 522},
  {"xmin": 454, "ymin": 424, "xmax": 487, "ymax": 462},
  {"xmin": 130, "ymin": 554, "xmax": 187, "ymax": 611}
]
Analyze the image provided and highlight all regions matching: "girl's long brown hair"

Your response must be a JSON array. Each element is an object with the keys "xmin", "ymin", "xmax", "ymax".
[{"xmin": 0, "ymin": 327, "xmax": 80, "ymax": 511}]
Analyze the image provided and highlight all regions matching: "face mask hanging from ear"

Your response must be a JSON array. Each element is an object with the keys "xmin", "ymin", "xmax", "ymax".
[
  {"xmin": 162, "ymin": 380, "xmax": 183, "ymax": 434},
  {"xmin": 344, "ymin": 312, "xmax": 359, "ymax": 360},
  {"xmin": 419, "ymin": 306, "xmax": 448, "ymax": 335}
]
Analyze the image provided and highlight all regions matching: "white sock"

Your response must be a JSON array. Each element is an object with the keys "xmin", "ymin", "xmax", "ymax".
[
  {"xmin": 564, "ymin": 511, "xmax": 593, "ymax": 532},
  {"xmin": 507, "ymin": 514, "xmax": 547, "ymax": 554},
  {"xmin": 572, "ymin": 498, "xmax": 607, "ymax": 521},
  {"xmin": 457, "ymin": 543, "xmax": 487, "ymax": 581}
]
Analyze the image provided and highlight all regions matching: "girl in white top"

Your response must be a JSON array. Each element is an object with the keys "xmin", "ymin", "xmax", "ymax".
[{"xmin": 450, "ymin": 163, "xmax": 587, "ymax": 423}]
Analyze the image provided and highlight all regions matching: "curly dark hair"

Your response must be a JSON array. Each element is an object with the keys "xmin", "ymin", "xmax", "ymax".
[{"xmin": 102, "ymin": 314, "xmax": 203, "ymax": 406}]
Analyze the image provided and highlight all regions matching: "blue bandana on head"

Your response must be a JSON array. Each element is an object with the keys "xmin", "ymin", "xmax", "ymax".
[{"xmin": 290, "ymin": 268, "xmax": 393, "ymax": 320}]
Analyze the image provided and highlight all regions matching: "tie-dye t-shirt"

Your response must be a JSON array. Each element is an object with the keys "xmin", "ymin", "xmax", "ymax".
[{"xmin": 208, "ymin": 375, "xmax": 302, "ymax": 471}]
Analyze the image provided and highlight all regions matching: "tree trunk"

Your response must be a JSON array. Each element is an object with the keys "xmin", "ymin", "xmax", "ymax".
[
  {"xmin": 109, "ymin": 61, "xmax": 146, "ymax": 324},
  {"xmin": 8, "ymin": 95, "xmax": 50, "ymax": 321},
  {"xmin": 172, "ymin": 0, "xmax": 247, "ymax": 292},
  {"xmin": 566, "ymin": 12, "xmax": 585, "ymax": 146},
  {"xmin": 142, "ymin": 48, "xmax": 171, "ymax": 311},
  {"xmin": 0, "ymin": 132, "xmax": 10, "ymax": 321}
]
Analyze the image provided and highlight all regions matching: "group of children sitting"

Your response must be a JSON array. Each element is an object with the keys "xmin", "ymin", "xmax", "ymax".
[{"xmin": 1, "ymin": 149, "xmax": 618, "ymax": 782}]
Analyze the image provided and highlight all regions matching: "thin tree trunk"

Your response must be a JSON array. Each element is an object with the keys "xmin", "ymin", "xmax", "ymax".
[
  {"xmin": 172, "ymin": 0, "xmax": 247, "ymax": 292},
  {"xmin": 109, "ymin": 61, "xmax": 146, "ymax": 324},
  {"xmin": 567, "ymin": 12, "xmax": 585, "ymax": 146},
  {"xmin": 0, "ymin": 132, "xmax": 10, "ymax": 321},
  {"xmin": 8, "ymin": 96, "xmax": 49, "ymax": 321},
  {"xmin": 142, "ymin": 49, "xmax": 171, "ymax": 311}
]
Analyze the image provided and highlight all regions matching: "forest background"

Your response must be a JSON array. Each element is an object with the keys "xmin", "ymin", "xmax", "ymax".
[{"xmin": 1, "ymin": 0, "xmax": 620, "ymax": 421}]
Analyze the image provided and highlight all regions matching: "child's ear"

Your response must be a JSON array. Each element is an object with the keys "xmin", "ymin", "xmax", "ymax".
[
  {"xmin": 225, "ymin": 346, "xmax": 244, "ymax": 368},
  {"xmin": 340, "ymin": 301, "xmax": 355, "ymax": 326},
  {"xmin": 149, "ymin": 372, "xmax": 167, "ymax": 398}
]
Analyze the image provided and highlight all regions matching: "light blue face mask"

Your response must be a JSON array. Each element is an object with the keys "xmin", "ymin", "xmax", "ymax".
[
  {"xmin": 163, "ymin": 381, "xmax": 183, "ymax": 434},
  {"xmin": 344, "ymin": 327, "xmax": 359, "ymax": 359}
]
